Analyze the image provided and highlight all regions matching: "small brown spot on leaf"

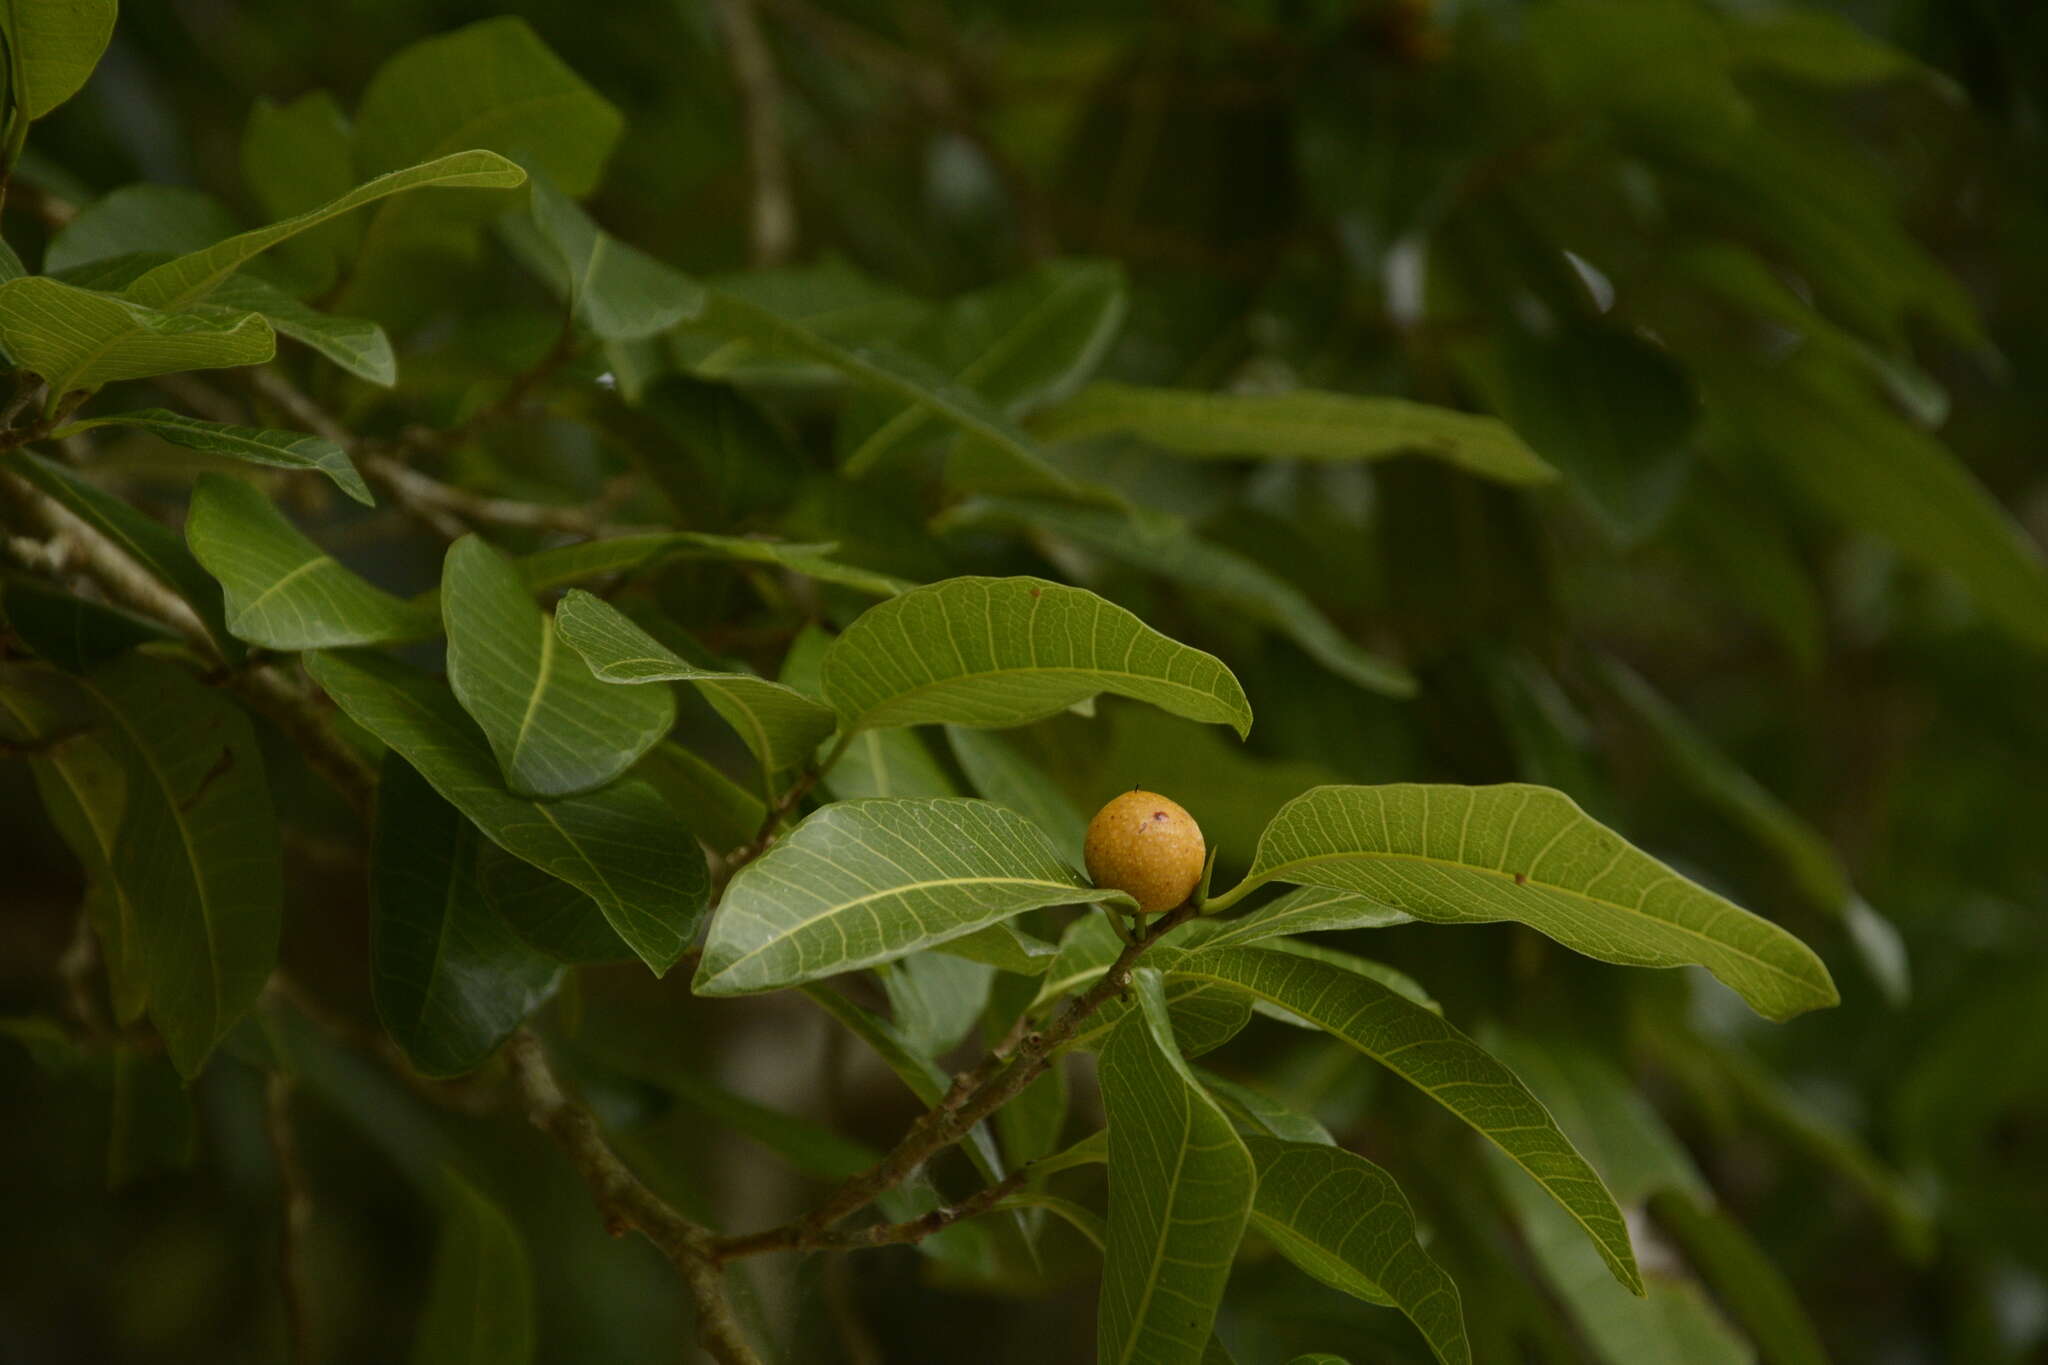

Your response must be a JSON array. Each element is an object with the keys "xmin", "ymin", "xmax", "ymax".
[{"xmin": 1513, "ymin": 872, "xmax": 1528, "ymax": 886}]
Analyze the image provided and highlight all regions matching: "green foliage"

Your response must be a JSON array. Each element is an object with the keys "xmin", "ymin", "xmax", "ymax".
[{"xmin": 1, "ymin": 4, "xmax": 2040, "ymax": 1363}]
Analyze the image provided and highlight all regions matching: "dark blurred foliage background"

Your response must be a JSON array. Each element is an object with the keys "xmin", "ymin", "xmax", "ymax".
[{"xmin": 3, "ymin": 1, "xmax": 2046, "ymax": 1362}]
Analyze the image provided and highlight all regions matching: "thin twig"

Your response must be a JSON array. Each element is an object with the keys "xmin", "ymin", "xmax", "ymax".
[
  {"xmin": 716, "ymin": 0, "xmax": 798, "ymax": 266},
  {"xmin": 709, "ymin": 901, "xmax": 1199, "ymax": 1260},
  {"xmin": 265, "ymin": 1072, "xmax": 316, "ymax": 1365},
  {"xmin": 503, "ymin": 1030, "xmax": 764, "ymax": 1365}
]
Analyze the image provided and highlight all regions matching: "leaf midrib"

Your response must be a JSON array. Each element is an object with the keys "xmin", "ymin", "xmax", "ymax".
[{"xmin": 835, "ymin": 662, "xmax": 1232, "ymax": 728}]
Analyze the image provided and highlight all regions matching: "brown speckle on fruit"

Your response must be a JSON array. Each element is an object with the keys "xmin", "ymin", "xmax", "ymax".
[{"xmin": 1084, "ymin": 789, "xmax": 1205, "ymax": 913}]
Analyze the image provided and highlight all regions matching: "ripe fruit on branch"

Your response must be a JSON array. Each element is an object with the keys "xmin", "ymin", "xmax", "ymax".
[{"xmin": 1084, "ymin": 790, "xmax": 1206, "ymax": 913}]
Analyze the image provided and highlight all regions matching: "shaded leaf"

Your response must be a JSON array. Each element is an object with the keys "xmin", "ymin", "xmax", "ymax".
[
  {"xmin": 442, "ymin": 536, "xmax": 674, "ymax": 799},
  {"xmin": 1035, "ymin": 383, "xmax": 1558, "ymax": 485},
  {"xmin": 554, "ymin": 589, "xmax": 835, "ymax": 778},
  {"xmin": 371, "ymin": 756, "xmax": 559, "ymax": 1077},
  {"xmin": 44, "ymin": 185, "xmax": 240, "ymax": 274},
  {"xmin": 696, "ymin": 797, "xmax": 1126, "ymax": 996},
  {"xmin": 1214, "ymin": 784, "xmax": 1838, "ymax": 1021},
  {"xmin": 414, "ymin": 1172, "xmax": 534, "ymax": 1365},
  {"xmin": 931, "ymin": 919, "xmax": 1059, "ymax": 975},
  {"xmin": 946, "ymin": 724, "xmax": 1088, "ymax": 864},
  {"xmin": 0, "ymin": 577, "xmax": 176, "ymax": 672},
  {"xmin": 942, "ymin": 497, "xmax": 1414, "ymax": 698},
  {"xmin": 63, "ymin": 408, "xmax": 371, "ymax": 504},
  {"xmin": 1203, "ymin": 885, "xmax": 1412, "ymax": 949},
  {"xmin": 1244, "ymin": 1136, "xmax": 1470, "ymax": 1365},
  {"xmin": 821, "ymin": 576, "xmax": 1252, "ymax": 736},
  {"xmin": 306, "ymin": 649, "xmax": 708, "ymax": 974},
  {"xmin": 881, "ymin": 950, "xmax": 995, "ymax": 1057},
  {"xmin": 514, "ymin": 176, "xmax": 702, "ymax": 341},
  {"xmin": 1097, "ymin": 968, "xmax": 1254, "ymax": 1365},
  {"xmin": 240, "ymin": 90, "xmax": 359, "ymax": 290},
  {"xmin": 474, "ymin": 842, "xmax": 630, "ymax": 965},
  {"xmin": 1651, "ymin": 1189, "xmax": 1832, "ymax": 1365},
  {"xmin": 186, "ymin": 474, "xmax": 434, "ymax": 649},
  {"xmin": 1167, "ymin": 944, "xmax": 1642, "ymax": 1294},
  {"xmin": 1197, "ymin": 1071, "xmax": 1335, "ymax": 1147}
]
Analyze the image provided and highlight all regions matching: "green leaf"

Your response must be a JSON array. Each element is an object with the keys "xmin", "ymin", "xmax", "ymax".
[
  {"xmin": 1204, "ymin": 886, "xmax": 1412, "ymax": 948},
  {"xmin": 1650, "ymin": 1189, "xmax": 1832, "ymax": 1365},
  {"xmin": 442, "ymin": 537, "xmax": 674, "ymax": 799},
  {"xmin": 1032, "ymin": 909, "xmax": 1126, "ymax": 1008},
  {"xmin": 1097, "ymin": 968, "xmax": 1254, "ymax": 1365},
  {"xmin": 514, "ymin": 176, "xmax": 702, "ymax": 341},
  {"xmin": 690, "ymin": 289, "xmax": 1098, "ymax": 502},
  {"xmin": 1212, "ymin": 784, "xmax": 1838, "ymax": 1022},
  {"xmin": 371, "ymin": 756, "xmax": 560, "ymax": 1077},
  {"xmin": 475, "ymin": 842, "xmax": 630, "ymax": 965},
  {"xmin": 1713, "ymin": 354, "xmax": 2048, "ymax": 650},
  {"xmin": 821, "ymin": 576, "xmax": 1252, "ymax": 736},
  {"xmin": 1197, "ymin": 1071, "xmax": 1335, "ymax": 1147},
  {"xmin": 929, "ymin": 919, "xmax": 1058, "ymax": 975},
  {"xmin": 1599, "ymin": 657, "xmax": 1905, "ymax": 1004},
  {"xmin": 841, "ymin": 259, "xmax": 1127, "ymax": 475},
  {"xmin": 1244, "ymin": 1136, "xmax": 1471, "ymax": 1365},
  {"xmin": 880, "ymin": 950, "xmax": 995, "ymax": 1057},
  {"xmin": 44, "ymin": 185, "xmax": 241, "ymax": 274},
  {"xmin": 108, "ymin": 1046, "xmax": 198, "ymax": 1189},
  {"xmin": 946, "ymin": 725, "xmax": 1088, "ymax": 865},
  {"xmin": 185, "ymin": 474, "xmax": 434, "ymax": 650},
  {"xmin": 998, "ymin": 1053, "xmax": 1070, "ymax": 1167},
  {"xmin": 76, "ymin": 654, "xmax": 283, "ymax": 1078},
  {"xmin": 1034, "ymin": 383, "xmax": 1558, "ymax": 485},
  {"xmin": 696, "ymin": 797, "xmax": 1126, "ymax": 996},
  {"xmin": 1001, "ymin": 1190, "xmax": 1104, "ymax": 1250},
  {"xmin": 6, "ymin": 451, "xmax": 239, "ymax": 656},
  {"xmin": 0, "ymin": 276, "xmax": 276, "ymax": 396},
  {"xmin": 306, "ymin": 649, "xmax": 708, "ymax": 974},
  {"xmin": 0, "ymin": 664, "xmax": 147, "ymax": 1020},
  {"xmin": 206, "ymin": 272, "xmax": 396, "ymax": 386},
  {"xmin": 62, "ymin": 408, "xmax": 371, "ymax": 505},
  {"xmin": 1, "ymin": 577, "xmax": 176, "ymax": 672},
  {"xmin": 0, "ymin": 0, "xmax": 116, "ymax": 120},
  {"xmin": 1724, "ymin": 9, "xmax": 1920, "ymax": 88},
  {"xmin": 941, "ymin": 498, "xmax": 1414, "ymax": 698},
  {"xmin": 125, "ymin": 149, "xmax": 526, "ymax": 311},
  {"xmin": 240, "ymin": 91, "xmax": 359, "ymax": 291},
  {"xmin": 1167, "ymin": 944, "xmax": 1643, "ymax": 1294},
  {"xmin": 356, "ymin": 17, "xmax": 619, "ymax": 195},
  {"xmin": 667, "ymin": 258, "xmax": 929, "ymax": 383},
  {"xmin": 629, "ymin": 740, "xmax": 765, "ymax": 853},
  {"xmin": 554, "ymin": 589, "xmax": 835, "ymax": 779},
  {"xmin": 414, "ymin": 1172, "xmax": 534, "ymax": 1365},
  {"xmin": 507, "ymin": 531, "xmax": 909, "ymax": 600},
  {"xmin": 781, "ymin": 624, "xmax": 958, "ymax": 800},
  {"xmin": 1457, "ymin": 324, "xmax": 1696, "ymax": 543}
]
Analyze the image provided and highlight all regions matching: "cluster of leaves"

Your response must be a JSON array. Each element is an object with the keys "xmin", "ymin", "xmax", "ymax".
[{"xmin": 2, "ymin": 2, "xmax": 2044, "ymax": 1363}]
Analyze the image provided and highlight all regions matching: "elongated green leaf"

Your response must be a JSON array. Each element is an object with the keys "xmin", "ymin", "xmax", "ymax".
[
  {"xmin": 1168, "ymin": 944, "xmax": 1642, "ymax": 1294},
  {"xmin": 0, "ymin": 277, "xmax": 276, "ymax": 396},
  {"xmin": 207, "ymin": 273, "xmax": 396, "ymax": 385},
  {"xmin": 697, "ymin": 798, "xmax": 1126, "ymax": 996},
  {"xmin": 511, "ymin": 530, "xmax": 912, "ymax": 598},
  {"xmin": 186, "ymin": 475, "xmax": 434, "ymax": 649},
  {"xmin": 1600, "ymin": 657, "xmax": 1905, "ymax": 1003},
  {"xmin": 1253, "ymin": 937, "xmax": 1438, "ymax": 1013},
  {"xmin": 306, "ymin": 649, "xmax": 708, "ymax": 974},
  {"xmin": 515, "ymin": 177, "xmax": 702, "ymax": 341},
  {"xmin": 45, "ymin": 185, "xmax": 241, "ymax": 274},
  {"xmin": 414, "ymin": 1173, "xmax": 534, "ymax": 1365},
  {"xmin": 1, "ymin": 577, "xmax": 176, "ymax": 672},
  {"xmin": 1001, "ymin": 1191, "xmax": 1105, "ymax": 1250},
  {"xmin": 1197, "ymin": 1071, "xmax": 1335, "ymax": 1147},
  {"xmin": 667, "ymin": 259, "xmax": 929, "ymax": 383},
  {"xmin": 241, "ymin": 91, "xmax": 359, "ymax": 290},
  {"xmin": 1036, "ymin": 383, "xmax": 1558, "ymax": 485},
  {"xmin": 1651, "ymin": 1189, "xmax": 1832, "ymax": 1365},
  {"xmin": 691, "ymin": 289, "xmax": 1097, "ymax": 501},
  {"xmin": 1204, "ymin": 885, "xmax": 1413, "ymax": 948},
  {"xmin": 821, "ymin": 576, "xmax": 1251, "ymax": 736},
  {"xmin": 930, "ymin": 919, "xmax": 1058, "ymax": 975},
  {"xmin": 1716, "ymin": 353, "xmax": 2048, "ymax": 648},
  {"xmin": 554, "ymin": 589, "xmax": 835, "ymax": 778},
  {"xmin": 0, "ymin": 0, "xmax": 115, "ymax": 120},
  {"xmin": 1032, "ymin": 909, "xmax": 1125, "ymax": 1008},
  {"xmin": 1244, "ymin": 1137, "xmax": 1470, "ymax": 1365},
  {"xmin": 442, "ymin": 537, "xmax": 673, "ymax": 799},
  {"xmin": 1097, "ymin": 969, "xmax": 1254, "ymax": 1365},
  {"xmin": 881, "ymin": 951, "xmax": 995, "ymax": 1057},
  {"xmin": 842, "ymin": 260, "xmax": 1127, "ymax": 475},
  {"xmin": 126, "ymin": 149, "xmax": 525, "ymax": 311},
  {"xmin": 7, "ymin": 452, "xmax": 238, "ymax": 655},
  {"xmin": 629, "ymin": 740, "xmax": 764, "ymax": 853},
  {"xmin": 0, "ymin": 664, "xmax": 147, "ymax": 1020},
  {"xmin": 371, "ymin": 756, "xmax": 559, "ymax": 1077},
  {"xmin": 800, "ymin": 981, "xmax": 1007, "ymax": 1186},
  {"xmin": 63, "ymin": 408, "xmax": 371, "ymax": 505},
  {"xmin": 942, "ymin": 498, "xmax": 1414, "ymax": 698},
  {"xmin": 474, "ymin": 842, "xmax": 629, "ymax": 965},
  {"xmin": 946, "ymin": 725, "xmax": 1088, "ymax": 865},
  {"xmin": 78, "ymin": 654, "xmax": 283, "ymax": 1077},
  {"xmin": 1215, "ymin": 784, "xmax": 1837, "ymax": 1021}
]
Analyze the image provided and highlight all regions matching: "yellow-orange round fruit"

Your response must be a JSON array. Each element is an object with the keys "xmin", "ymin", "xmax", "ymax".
[{"xmin": 1083, "ymin": 790, "xmax": 1206, "ymax": 913}]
